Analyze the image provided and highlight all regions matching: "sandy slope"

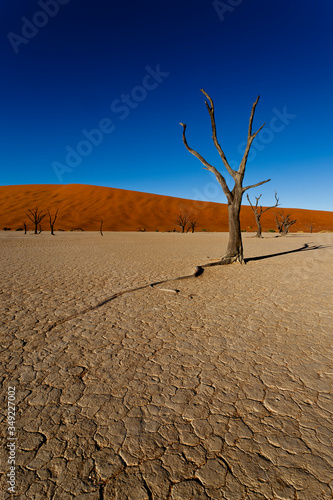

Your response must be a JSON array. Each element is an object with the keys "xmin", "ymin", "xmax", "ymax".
[
  {"xmin": 0, "ymin": 183, "xmax": 332, "ymax": 232},
  {"xmin": 1, "ymin": 231, "xmax": 333, "ymax": 498}
]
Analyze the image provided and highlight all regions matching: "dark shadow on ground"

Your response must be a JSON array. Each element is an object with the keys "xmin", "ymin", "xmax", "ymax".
[
  {"xmin": 245, "ymin": 243, "xmax": 331, "ymax": 263},
  {"xmin": 246, "ymin": 234, "xmax": 319, "ymax": 239},
  {"xmin": 274, "ymin": 234, "xmax": 316, "ymax": 238},
  {"xmin": 246, "ymin": 234, "xmax": 312, "ymax": 239}
]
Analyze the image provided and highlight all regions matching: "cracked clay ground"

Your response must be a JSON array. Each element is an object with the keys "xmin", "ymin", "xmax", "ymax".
[{"xmin": 1, "ymin": 231, "xmax": 333, "ymax": 499}]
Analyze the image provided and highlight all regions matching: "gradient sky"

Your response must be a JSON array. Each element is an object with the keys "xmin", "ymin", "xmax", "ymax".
[{"xmin": 1, "ymin": 0, "xmax": 332, "ymax": 210}]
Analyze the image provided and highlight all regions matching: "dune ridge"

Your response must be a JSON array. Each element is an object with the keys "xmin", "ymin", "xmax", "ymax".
[{"xmin": 0, "ymin": 183, "xmax": 332, "ymax": 232}]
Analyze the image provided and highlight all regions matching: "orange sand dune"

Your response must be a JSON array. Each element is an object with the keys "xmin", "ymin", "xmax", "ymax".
[{"xmin": 0, "ymin": 184, "xmax": 332, "ymax": 232}]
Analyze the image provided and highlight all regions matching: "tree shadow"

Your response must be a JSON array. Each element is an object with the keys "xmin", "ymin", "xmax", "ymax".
[
  {"xmin": 245, "ymin": 243, "xmax": 331, "ymax": 263},
  {"xmin": 274, "ymin": 234, "xmax": 314, "ymax": 238}
]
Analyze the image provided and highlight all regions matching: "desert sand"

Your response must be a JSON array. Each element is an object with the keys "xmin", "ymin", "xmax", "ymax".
[
  {"xmin": 1, "ymin": 230, "xmax": 333, "ymax": 499},
  {"xmin": 1, "ymin": 184, "xmax": 333, "ymax": 232}
]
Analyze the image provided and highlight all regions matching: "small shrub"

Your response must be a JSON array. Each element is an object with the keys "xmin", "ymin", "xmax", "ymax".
[
  {"xmin": 268, "ymin": 229, "xmax": 275, "ymax": 233},
  {"xmin": 3, "ymin": 227, "xmax": 11, "ymax": 231}
]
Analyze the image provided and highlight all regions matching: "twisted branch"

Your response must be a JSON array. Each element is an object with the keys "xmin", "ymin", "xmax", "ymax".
[{"xmin": 180, "ymin": 122, "xmax": 233, "ymax": 203}]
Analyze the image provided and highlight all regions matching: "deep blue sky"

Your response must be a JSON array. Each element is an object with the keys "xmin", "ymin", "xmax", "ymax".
[{"xmin": 1, "ymin": 0, "xmax": 332, "ymax": 210}]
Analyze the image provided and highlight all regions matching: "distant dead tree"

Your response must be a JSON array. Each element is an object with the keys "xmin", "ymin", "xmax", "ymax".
[
  {"xmin": 38, "ymin": 224, "xmax": 43, "ymax": 234},
  {"xmin": 100, "ymin": 219, "xmax": 104, "ymax": 236},
  {"xmin": 247, "ymin": 191, "xmax": 279, "ymax": 238},
  {"xmin": 48, "ymin": 209, "xmax": 58, "ymax": 235},
  {"xmin": 188, "ymin": 218, "xmax": 198, "ymax": 233},
  {"xmin": 305, "ymin": 223, "xmax": 313, "ymax": 233},
  {"xmin": 181, "ymin": 90, "xmax": 269, "ymax": 264},
  {"xmin": 22, "ymin": 221, "xmax": 27, "ymax": 234},
  {"xmin": 176, "ymin": 213, "xmax": 190, "ymax": 233},
  {"xmin": 274, "ymin": 210, "xmax": 297, "ymax": 235},
  {"xmin": 25, "ymin": 207, "xmax": 46, "ymax": 235}
]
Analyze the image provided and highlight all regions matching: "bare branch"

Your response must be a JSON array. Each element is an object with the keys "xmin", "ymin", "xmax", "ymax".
[
  {"xmin": 242, "ymin": 178, "xmax": 271, "ymax": 193},
  {"xmin": 239, "ymin": 96, "xmax": 265, "ymax": 177},
  {"xmin": 246, "ymin": 193, "xmax": 256, "ymax": 213},
  {"xmin": 180, "ymin": 122, "xmax": 233, "ymax": 203},
  {"xmin": 25, "ymin": 210, "xmax": 36, "ymax": 224},
  {"xmin": 252, "ymin": 122, "xmax": 265, "ymax": 140},
  {"xmin": 248, "ymin": 96, "xmax": 264, "ymax": 137},
  {"xmin": 261, "ymin": 191, "xmax": 279, "ymax": 214},
  {"xmin": 200, "ymin": 89, "xmax": 237, "ymax": 180}
]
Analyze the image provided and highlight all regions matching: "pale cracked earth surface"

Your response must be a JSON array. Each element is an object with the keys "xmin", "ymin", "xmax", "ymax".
[{"xmin": 1, "ymin": 231, "xmax": 333, "ymax": 500}]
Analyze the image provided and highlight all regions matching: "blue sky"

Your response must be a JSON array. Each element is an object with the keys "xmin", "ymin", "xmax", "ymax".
[{"xmin": 1, "ymin": 0, "xmax": 333, "ymax": 210}]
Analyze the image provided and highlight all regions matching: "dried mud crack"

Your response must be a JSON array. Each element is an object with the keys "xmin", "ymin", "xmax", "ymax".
[{"xmin": 1, "ymin": 232, "xmax": 333, "ymax": 499}]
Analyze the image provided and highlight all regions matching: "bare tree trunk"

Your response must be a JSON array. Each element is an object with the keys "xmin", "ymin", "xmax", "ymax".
[
  {"xmin": 100, "ymin": 219, "xmax": 104, "ymax": 236},
  {"xmin": 255, "ymin": 215, "xmax": 262, "ymax": 238},
  {"xmin": 225, "ymin": 200, "xmax": 244, "ymax": 263}
]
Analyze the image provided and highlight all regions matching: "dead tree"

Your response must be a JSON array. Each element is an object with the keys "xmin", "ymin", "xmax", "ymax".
[
  {"xmin": 274, "ymin": 210, "xmax": 297, "ymax": 235},
  {"xmin": 305, "ymin": 223, "xmax": 313, "ymax": 233},
  {"xmin": 48, "ymin": 209, "xmax": 58, "ymax": 235},
  {"xmin": 181, "ymin": 90, "xmax": 269, "ymax": 264},
  {"xmin": 22, "ymin": 221, "xmax": 27, "ymax": 234},
  {"xmin": 100, "ymin": 219, "xmax": 104, "ymax": 236},
  {"xmin": 188, "ymin": 218, "xmax": 198, "ymax": 233},
  {"xmin": 25, "ymin": 207, "xmax": 46, "ymax": 235},
  {"xmin": 176, "ymin": 213, "xmax": 190, "ymax": 233},
  {"xmin": 247, "ymin": 192, "xmax": 279, "ymax": 238}
]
